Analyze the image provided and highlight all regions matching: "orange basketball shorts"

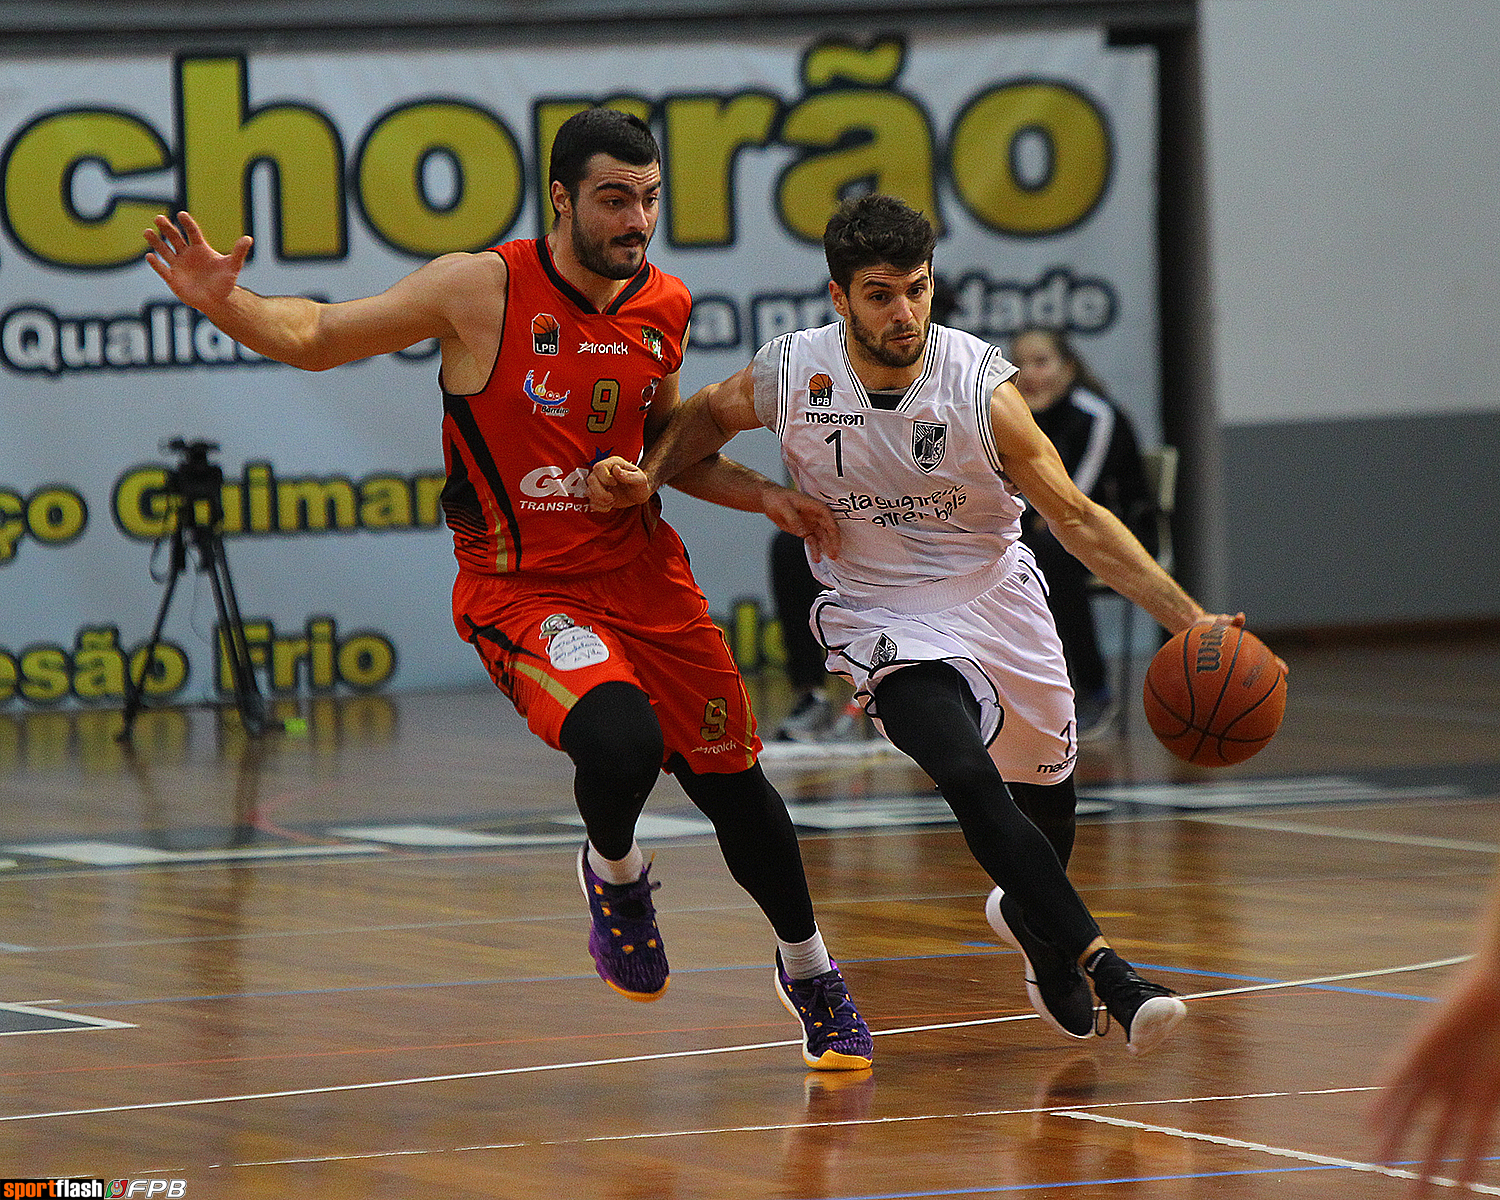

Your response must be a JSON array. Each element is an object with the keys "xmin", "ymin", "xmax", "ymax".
[{"xmin": 452, "ymin": 522, "xmax": 760, "ymax": 775}]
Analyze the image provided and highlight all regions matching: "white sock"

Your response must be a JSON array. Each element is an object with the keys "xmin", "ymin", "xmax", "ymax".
[
  {"xmin": 588, "ymin": 841, "xmax": 645, "ymax": 886},
  {"xmin": 777, "ymin": 929, "xmax": 832, "ymax": 979}
]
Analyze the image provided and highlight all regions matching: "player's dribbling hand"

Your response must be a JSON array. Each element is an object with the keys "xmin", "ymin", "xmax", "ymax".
[
  {"xmin": 1190, "ymin": 613, "xmax": 1290, "ymax": 678},
  {"xmin": 762, "ymin": 486, "xmax": 840, "ymax": 562},
  {"xmin": 586, "ymin": 457, "xmax": 653, "ymax": 512}
]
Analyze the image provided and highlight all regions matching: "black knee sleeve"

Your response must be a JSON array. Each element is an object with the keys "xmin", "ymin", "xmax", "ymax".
[{"xmin": 559, "ymin": 681, "xmax": 663, "ymax": 860}]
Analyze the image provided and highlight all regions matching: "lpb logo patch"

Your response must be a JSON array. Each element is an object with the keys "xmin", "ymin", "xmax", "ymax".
[{"xmin": 531, "ymin": 312, "xmax": 560, "ymax": 355}]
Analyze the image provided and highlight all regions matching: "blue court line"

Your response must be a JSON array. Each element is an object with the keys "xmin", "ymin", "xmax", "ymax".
[
  {"xmin": 1125, "ymin": 960, "xmax": 1441, "ymax": 1003},
  {"xmin": 780, "ymin": 1164, "xmax": 1364, "ymax": 1199},
  {"xmin": 781, "ymin": 1156, "xmax": 1500, "ymax": 1200}
]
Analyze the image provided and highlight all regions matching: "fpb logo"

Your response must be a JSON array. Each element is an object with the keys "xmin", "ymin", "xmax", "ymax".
[{"xmin": 107, "ymin": 1184, "xmax": 186, "ymax": 1198}]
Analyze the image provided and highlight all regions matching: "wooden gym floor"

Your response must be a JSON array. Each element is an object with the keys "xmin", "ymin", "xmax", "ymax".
[{"xmin": 3, "ymin": 631, "xmax": 1499, "ymax": 1198}]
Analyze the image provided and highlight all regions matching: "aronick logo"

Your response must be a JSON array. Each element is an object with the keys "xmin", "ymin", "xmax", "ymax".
[{"xmin": 579, "ymin": 340, "xmax": 628, "ymax": 355}]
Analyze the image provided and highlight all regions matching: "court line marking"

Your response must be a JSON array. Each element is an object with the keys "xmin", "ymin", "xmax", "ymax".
[
  {"xmin": 0, "ymin": 1002, "xmax": 136, "ymax": 1035},
  {"xmin": 149, "ymin": 1087, "xmax": 1471, "ymax": 1179},
  {"xmin": 0, "ymin": 956, "xmax": 1467, "ymax": 1124},
  {"xmin": 1057, "ymin": 1110, "xmax": 1500, "ymax": 1194},
  {"xmin": 180, "ymin": 1086, "xmax": 1386, "ymax": 1169},
  {"xmin": 1185, "ymin": 813, "xmax": 1500, "ymax": 853}
]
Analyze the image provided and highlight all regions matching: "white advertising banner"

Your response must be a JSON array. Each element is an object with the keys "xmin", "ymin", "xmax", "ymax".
[{"xmin": 0, "ymin": 29, "xmax": 1156, "ymax": 710}]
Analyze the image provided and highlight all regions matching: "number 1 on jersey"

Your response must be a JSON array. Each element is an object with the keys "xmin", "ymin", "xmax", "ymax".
[{"xmin": 825, "ymin": 429, "xmax": 844, "ymax": 477}]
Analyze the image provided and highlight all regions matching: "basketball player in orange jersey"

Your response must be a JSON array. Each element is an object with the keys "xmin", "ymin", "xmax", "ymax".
[
  {"xmin": 142, "ymin": 108, "xmax": 872, "ymax": 1071},
  {"xmin": 589, "ymin": 194, "xmax": 1250, "ymax": 1057}
]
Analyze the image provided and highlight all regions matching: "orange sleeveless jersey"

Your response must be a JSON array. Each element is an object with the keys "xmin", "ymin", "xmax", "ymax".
[{"xmin": 439, "ymin": 237, "xmax": 691, "ymax": 576}]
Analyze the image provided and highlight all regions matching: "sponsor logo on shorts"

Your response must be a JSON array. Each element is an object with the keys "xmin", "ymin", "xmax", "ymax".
[
  {"xmin": 539, "ymin": 613, "xmax": 609, "ymax": 671},
  {"xmin": 1036, "ymin": 756, "xmax": 1077, "ymax": 775},
  {"xmin": 871, "ymin": 635, "xmax": 898, "ymax": 668}
]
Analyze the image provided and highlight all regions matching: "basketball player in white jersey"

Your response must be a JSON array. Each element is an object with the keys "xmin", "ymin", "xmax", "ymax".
[{"xmin": 589, "ymin": 194, "xmax": 1239, "ymax": 1055}]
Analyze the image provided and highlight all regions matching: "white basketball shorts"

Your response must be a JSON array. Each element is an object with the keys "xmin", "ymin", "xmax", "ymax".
[{"xmin": 809, "ymin": 541, "xmax": 1078, "ymax": 781}]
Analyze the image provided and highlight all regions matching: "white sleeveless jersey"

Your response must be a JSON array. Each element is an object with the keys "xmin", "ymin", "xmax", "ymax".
[{"xmin": 752, "ymin": 321, "xmax": 1024, "ymax": 605}]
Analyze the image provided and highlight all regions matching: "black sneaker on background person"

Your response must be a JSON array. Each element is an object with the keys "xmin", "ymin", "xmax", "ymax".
[{"xmin": 1075, "ymin": 686, "xmax": 1118, "ymax": 742}]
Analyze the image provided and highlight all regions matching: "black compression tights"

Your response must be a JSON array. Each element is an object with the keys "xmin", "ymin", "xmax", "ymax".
[
  {"xmin": 873, "ymin": 661, "xmax": 1099, "ymax": 956},
  {"xmin": 669, "ymin": 754, "xmax": 817, "ymax": 944},
  {"xmin": 557, "ymin": 681, "xmax": 816, "ymax": 944},
  {"xmin": 1009, "ymin": 778, "xmax": 1079, "ymax": 868}
]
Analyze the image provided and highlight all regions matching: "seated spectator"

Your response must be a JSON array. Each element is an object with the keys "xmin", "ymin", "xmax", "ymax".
[{"xmin": 1009, "ymin": 326, "xmax": 1158, "ymax": 739}]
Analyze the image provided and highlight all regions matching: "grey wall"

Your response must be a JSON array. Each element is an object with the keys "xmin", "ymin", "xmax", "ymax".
[
  {"xmin": 1199, "ymin": 0, "xmax": 1500, "ymax": 628},
  {"xmin": 1225, "ymin": 412, "xmax": 1500, "ymax": 629}
]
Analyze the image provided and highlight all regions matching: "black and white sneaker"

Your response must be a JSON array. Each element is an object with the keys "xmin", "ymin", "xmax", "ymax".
[
  {"xmin": 985, "ymin": 888, "xmax": 1095, "ymax": 1040},
  {"xmin": 1085, "ymin": 948, "xmax": 1187, "ymax": 1056}
]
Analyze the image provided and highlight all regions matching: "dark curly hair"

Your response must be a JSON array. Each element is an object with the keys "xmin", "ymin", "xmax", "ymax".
[{"xmin": 823, "ymin": 194, "xmax": 936, "ymax": 291}]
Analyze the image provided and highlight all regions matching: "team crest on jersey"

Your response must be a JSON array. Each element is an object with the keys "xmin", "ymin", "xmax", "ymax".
[
  {"xmin": 531, "ymin": 312, "xmax": 560, "ymax": 355},
  {"xmin": 524, "ymin": 369, "xmax": 570, "ymax": 415},
  {"xmin": 871, "ymin": 634, "xmax": 899, "ymax": 668},
  {"xmin": 808, "ymin": 373, "xmax": 834, "ymax": 407},
  {"xmin": 539, "ymin": 613, "xmax": 610, "ymax": 671},
  {"xmin": 912, "ymin": 421, "xmax": 947, "ymax": 472},
  {"xmin": 641, "ymin": 326, "xmax": 664, "ymax": 359}
]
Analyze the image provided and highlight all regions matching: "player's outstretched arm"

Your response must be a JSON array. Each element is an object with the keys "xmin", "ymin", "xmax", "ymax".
[
  {"xmin": 989, "ymin": 379, "xmax": 1216, "ymax": 634},
  {"xmin": 143, "ymin": 210, "xmax": 488, "ymax": 371}
]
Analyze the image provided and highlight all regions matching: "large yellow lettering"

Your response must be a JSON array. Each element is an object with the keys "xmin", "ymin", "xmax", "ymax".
[
  {"xmin": 358, "ymin": 101, "xmax": 522, "ymax": 255},
  {"xmin": 777, "ymin": 41, "xmax": 936, "ymax": 242},
  {"xmin": 662, "ymin": 94, "xmax": 778, "ymax": 246},
  {"xmin": 112, "ymin": 466, "xmax": 174, "ymax": 539},
  {"xmin": 2, "ymin": 110, "xmax": 170, "ymax": 267},
  {"xmin": 179, "ymin": 55, "xmax": 345, "ymax": 258},
  {"xmin": 277, "ymin": 477, "xmax": 357, "ymax": 531},
  {"xmin": 950, "ymin": 82, "xmax": 1110, "ymax": 235}
]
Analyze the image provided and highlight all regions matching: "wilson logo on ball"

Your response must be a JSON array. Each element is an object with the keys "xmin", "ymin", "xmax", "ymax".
[{"xmin": 1144, "ymin": 623, "xmax": 1286, "ymax": 767}]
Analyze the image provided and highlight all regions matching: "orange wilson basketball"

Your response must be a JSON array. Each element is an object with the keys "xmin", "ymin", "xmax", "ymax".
[{"xmin": 1143, "ymin": 623, "xmax": 1287, "ymax": 766}]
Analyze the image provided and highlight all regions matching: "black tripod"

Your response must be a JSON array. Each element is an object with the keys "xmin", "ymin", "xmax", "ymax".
[{"xmin": 118, "ymin": 440, "xmax": 277, "ymax": 741}]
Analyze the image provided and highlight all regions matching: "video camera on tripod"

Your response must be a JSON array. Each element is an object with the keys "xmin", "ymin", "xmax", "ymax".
[
  {"xmin": 160, "ymin": 437, "xmax": 225, "ymax": 523},
  {"xmin": 118, "ymin": 437, "xmax": 279, "ymax": 740}
]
